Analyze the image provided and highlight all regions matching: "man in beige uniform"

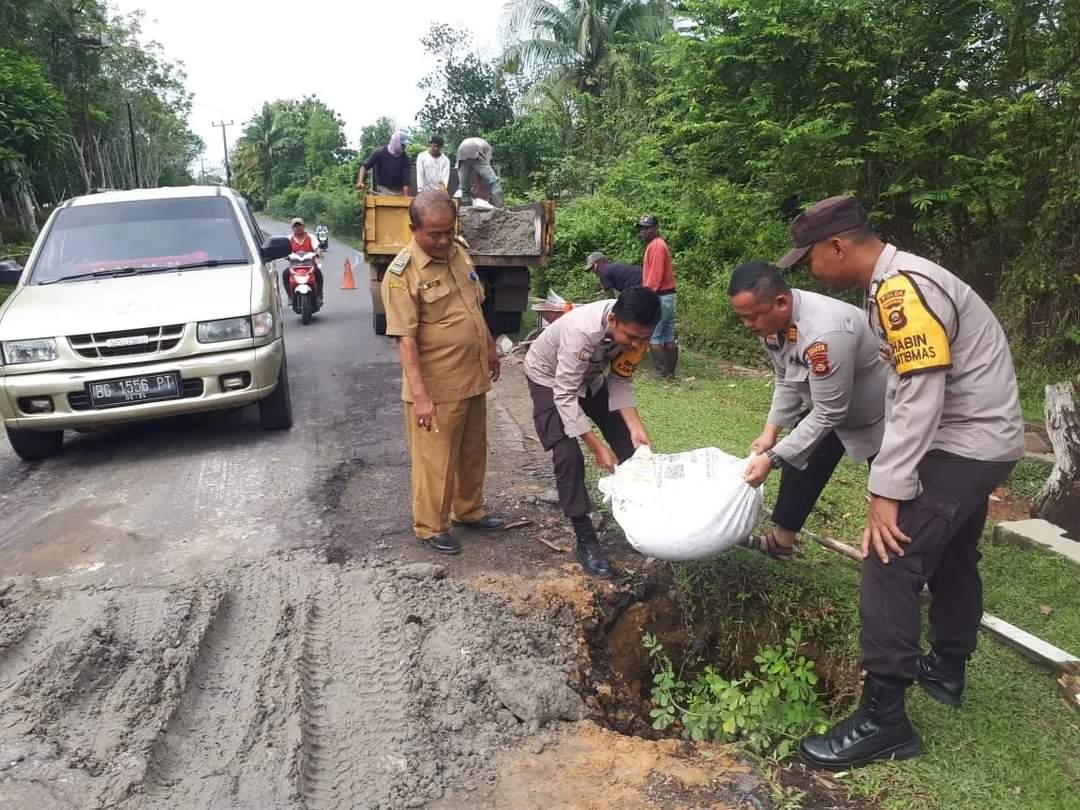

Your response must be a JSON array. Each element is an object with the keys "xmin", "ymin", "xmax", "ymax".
[
  {"xmin": 382, "ymin": 192, "xmax": 505, "ymax": 555},
  {"xmin": 778, "ymin": 196, "xmax": 1024, "ymax": 770},
  {"xmin": 523, "ymin": 288, "xmax": 660, "ymax": 577},
  {"xmin": 728, "ymin": 260, "xmax": 886, "ymax": 559}
]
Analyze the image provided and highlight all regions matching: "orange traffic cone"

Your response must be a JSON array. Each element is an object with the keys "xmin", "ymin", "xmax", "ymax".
[{"xmin": 342, "ymin": 257, "xmax": 357, "ymax": 290}]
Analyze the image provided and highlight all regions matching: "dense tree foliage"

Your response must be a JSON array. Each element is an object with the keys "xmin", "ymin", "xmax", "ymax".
[
  {"xmin": 494, "ymin": 0, "xmax": 1080, "ymax": 363},
  {"xmin": 231, "ymin": 97, "xmax": 358, "ymax": 236},
  {"xmin": 0, "ymin": 0, "xmax": 202, "ymax": 242}
]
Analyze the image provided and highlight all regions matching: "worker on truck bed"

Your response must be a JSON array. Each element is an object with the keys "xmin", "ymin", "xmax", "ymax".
[
  {"xmin": 357, "ymin": 130, "xmax": 412, "ymax": 196},
  {"xmin": 381, "ymin": 192, "xmax": 505, "ymax": 555},
  {"xmin": 728, "ymin": 260, "xmax": 886, "ymax": 559},
  {"xmin": 523, "ymin": 288, "xmax": 660, "ymax": 579},
  {"xmin": 416, "ymin": 135, "xmax": 450, "ymax": 194},
  {"xmin": 781, "ymin": 195, "xmax": 1024, "ymax": 771},
  {"xmin": 456, "ymin": 137, "xmax": 504, "ymax": 207}
]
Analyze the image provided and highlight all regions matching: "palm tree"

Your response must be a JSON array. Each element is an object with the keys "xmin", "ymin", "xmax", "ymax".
[{"xmin": 501, "ymin": 0, "xmax": 672, "ymax": 91}]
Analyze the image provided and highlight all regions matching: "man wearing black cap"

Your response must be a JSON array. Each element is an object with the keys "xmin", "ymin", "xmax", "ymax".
[
  {"xmin": 779, "ymin": 196, "xmax": 1025, "ymax": 770},
  {"xmin": 637, "ymin": 215, "xmax": 678, "ymax": 378}
]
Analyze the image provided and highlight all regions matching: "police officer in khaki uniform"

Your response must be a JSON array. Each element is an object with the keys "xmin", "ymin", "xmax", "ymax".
[
  {"xmin": 777, "ymin": 196, "xmax": 1024, "ymax": 770},
  {"xmin": 727, "ymin": 260, "xmax": 887, "ymax": 559},
  {"xmin": 382, "ymin": 191, "xmax": 505, "ymax": 555},
  {"xmin": 523, "ymin": 289, "xmax": 661, "ymax": 577}
]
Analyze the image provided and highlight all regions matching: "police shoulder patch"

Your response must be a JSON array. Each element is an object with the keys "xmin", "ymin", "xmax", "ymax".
[
  {"xmin": 805, "ymin": 341, "xmax": 831, "ymax": 377},
  {"xmin": 610, "ymin": 344, "xmax": 648, "ymax": 379},
  {"xmin": 387, "ymin": 248, "xmax": 410, "ymax": 275},
  {"xmin": 875, "ymin": 272, "xmax": 952, "ymax": 377}
]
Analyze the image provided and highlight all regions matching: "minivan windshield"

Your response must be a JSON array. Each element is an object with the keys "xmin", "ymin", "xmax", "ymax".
[{"xmin": 30, "ymin": 197, "xmax": 251, "ymax": 285}]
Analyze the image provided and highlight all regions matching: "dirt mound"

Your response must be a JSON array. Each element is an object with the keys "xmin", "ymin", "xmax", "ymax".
[
  {"xmin": 0, "ymin": 556, "xmax": 583, "ymax": 809},
  {"xmin": 459, "ymin": 207, "xmax": 539, "ymax": 256},
  {"xmin": 432, "ymin": 721, "xmax": 770, "ymax": 810}
]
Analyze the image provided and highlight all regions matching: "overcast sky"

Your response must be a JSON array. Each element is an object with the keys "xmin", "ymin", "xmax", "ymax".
[{"xmin": 110, "ymin": 0, "xmax": 508, "ymax": 170}]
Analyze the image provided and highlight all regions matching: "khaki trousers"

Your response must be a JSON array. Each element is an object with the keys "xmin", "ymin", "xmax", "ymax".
[{"xmin": 404, "ymin": 394, "xmax": 488, "ymax": 539}]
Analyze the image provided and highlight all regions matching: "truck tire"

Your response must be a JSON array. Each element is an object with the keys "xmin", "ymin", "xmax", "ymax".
[
  {"xmin": 373, "ymin": 312, "xmax": 387, "ymax": 335},
  {"xmin": 487, "ymin": 310, "xmax": 522, "ymax": 337},
  {"xmin": 6, "ymin": 427, "xmax": 64, "ymax": 461},
  {"xmin": 259, "ymin": 358, "xmax": 293, "ymax": 431}
]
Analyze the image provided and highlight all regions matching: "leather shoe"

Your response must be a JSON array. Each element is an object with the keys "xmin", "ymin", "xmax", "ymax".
[
  {"xmin": 420, "ymin": 533, "xmax": 460, "ymax": 555},
  {"xmin": 916, "ymin": 651, "xmax": 965, "ymax": 708},
  {"xmin": 576, "ymin": 540, "xmax": 615, "ymax": 579},
  {"xmin": 452, "ymin": 516, "xmax": 506, "ymax": 531}
]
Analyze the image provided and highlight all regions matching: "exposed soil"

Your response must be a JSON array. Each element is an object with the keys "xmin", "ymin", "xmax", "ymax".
[
  {"xmin": 988, "ymin": 486, "xmax": 1033, "ymax": 522},
  {"xmin": 0, "ymin": 556, "xmax": 585, "ymax": 810}
]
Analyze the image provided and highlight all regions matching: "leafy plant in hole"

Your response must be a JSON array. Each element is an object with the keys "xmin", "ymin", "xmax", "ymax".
[{"xmin": 643, "ymin": 627, "xmax": 828, "ymax": 759}]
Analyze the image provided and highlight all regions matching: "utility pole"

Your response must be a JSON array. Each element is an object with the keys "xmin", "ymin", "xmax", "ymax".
[
  {"xmin": 200, "ymin": 158, "xmax": 207, "ymax": 185},
  {"xmin": 126, "ymin": 100, "xmax": 140, "ymax": 188},
  {"xmin": 212, "ymin": 121, "xmax": 234, "ymax": 186}
]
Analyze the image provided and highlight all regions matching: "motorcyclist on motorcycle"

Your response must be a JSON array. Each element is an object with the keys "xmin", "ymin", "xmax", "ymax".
[
  {"xmin": 285, "ymin": 217, "xmax": 324, "ymax": 304},
  {"xmin": 315, "ymin": 224, "xmax": 329, "ymax": 251}
]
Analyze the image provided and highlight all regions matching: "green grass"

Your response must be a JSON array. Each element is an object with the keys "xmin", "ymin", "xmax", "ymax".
[
  {"xmin": 625, "ymin": 350, "xmax": 1080, "ymax": 810},
  {"xmin": 0, "ymin": 285, "xmax": 12, "ymax": 307},
  {"xmin": 1016, "ymin": 363, "xmax": 1080, "ymax": 423}
]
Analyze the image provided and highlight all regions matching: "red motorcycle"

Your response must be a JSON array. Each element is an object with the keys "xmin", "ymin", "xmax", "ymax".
[{"xmin": 286, "ymin": 251, "xmax": 322, "ymax": 325}]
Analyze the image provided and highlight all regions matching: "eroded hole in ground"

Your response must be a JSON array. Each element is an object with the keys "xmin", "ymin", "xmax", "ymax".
[{"xmin": 569, "ymin": 563, "xmax": 875, "ymax": 809}]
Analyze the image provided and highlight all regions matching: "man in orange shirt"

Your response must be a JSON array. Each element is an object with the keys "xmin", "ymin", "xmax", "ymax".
[{"xmin": 638, "ymin": 215, "xmax": 677, "ymax": 378}]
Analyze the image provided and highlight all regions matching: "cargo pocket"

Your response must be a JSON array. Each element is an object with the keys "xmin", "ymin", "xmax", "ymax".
[
  {"xmin": 898, "ymin": 491, "xmax": 961, "ymax": 551},
  {"xmin": 532, "ymin": 404, "xmax": 568, "ymax": 452},
  {"xmin": 419, "ymin": 279, "xmax": 452, "ymax": 322}
]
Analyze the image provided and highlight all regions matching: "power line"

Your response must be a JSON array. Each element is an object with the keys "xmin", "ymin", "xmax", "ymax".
[{"xmin": 211, "ymin": 120, "xmax": 234, "ymax": 187}]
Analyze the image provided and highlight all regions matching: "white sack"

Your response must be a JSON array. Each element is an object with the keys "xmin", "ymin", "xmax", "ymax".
[{"xmin": 597, "ymin": 446, "xmax": 762, "ymax": 562}]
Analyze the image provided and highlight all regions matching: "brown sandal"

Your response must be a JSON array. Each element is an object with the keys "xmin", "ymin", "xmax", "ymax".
[{"xmin": 741, "ymin": 531, "xmax": 795, "ymax": 561}]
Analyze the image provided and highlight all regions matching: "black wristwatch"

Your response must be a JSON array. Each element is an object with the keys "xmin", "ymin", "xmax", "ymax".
[{"xmin": 765, "ymin": 450, "xmax": 784, "ymax": 469}]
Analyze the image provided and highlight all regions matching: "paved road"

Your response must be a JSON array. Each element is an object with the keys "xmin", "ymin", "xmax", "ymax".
[{"xmin": 0, "ymin": 218, "xmax": 409, "ymax": 584}]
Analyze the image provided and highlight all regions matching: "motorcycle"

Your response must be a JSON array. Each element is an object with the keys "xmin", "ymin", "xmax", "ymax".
[
  {"xmin": 315, "ymin": 224, "xmax": 329, "ymax": 252},
  {"xmin": 286, "ymin": 251, "xmax": 322, "ymax": 325}
]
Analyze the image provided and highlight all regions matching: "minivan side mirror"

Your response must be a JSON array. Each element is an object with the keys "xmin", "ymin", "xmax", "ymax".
[
  {"xmin": 260, "ymin": 236, "xmax": 292, "ymax": 263},
  {"xmin": 0, "ymin": 259, "xmax": 24, "ymax": 285}
]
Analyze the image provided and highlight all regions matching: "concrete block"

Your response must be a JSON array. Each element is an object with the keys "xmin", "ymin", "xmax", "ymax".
[{"xmin": 995, "ymin": 519, "xmax": 1080, "ymax": 566}]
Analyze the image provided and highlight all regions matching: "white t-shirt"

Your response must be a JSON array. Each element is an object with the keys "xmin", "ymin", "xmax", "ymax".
[{"xmin": 416, "ymin": 150, "xmax": 451, "ymax": 193}]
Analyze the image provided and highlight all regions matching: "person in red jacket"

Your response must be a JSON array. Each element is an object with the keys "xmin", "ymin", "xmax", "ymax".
[
  {"xmin": 637, "ymin": 215, "xmax": 677, "ymax": 378},
  {"xmin": 285, "ymin": 217, "xmax": 324, "ymax": 304}
]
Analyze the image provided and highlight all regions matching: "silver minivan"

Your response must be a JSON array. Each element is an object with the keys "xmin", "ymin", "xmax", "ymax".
[{"xmin": 0, "ymin": 186, "xmax": 294, "ymax": 461}]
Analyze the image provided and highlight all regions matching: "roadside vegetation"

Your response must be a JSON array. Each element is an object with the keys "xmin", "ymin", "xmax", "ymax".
[
  {"xmin": 622, "ymin": 357, "xmax": 1079, "ymax": 810},
  {"xmin": 0, "ymin": 1, "xmax": 202, "ymax": 246}
]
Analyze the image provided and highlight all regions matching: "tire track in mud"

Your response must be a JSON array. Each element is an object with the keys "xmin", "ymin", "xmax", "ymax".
[
  {"xmin": 141, "ymin": 565, "xmax": 306, "ymax": 808},
  {"xmin": 299, "ymin": 570, "xmax": 412, "ymax": 810}
]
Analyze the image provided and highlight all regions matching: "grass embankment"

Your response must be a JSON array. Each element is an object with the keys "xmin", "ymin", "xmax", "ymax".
[{"xmin": 625, "ymin": 351, "xmax": 1079, "ymax": 810}]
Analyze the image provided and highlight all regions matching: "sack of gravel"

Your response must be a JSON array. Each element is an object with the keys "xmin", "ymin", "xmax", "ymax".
[{"xmin": 598, "ymin": 446, "xmax": 762, "ymax": 561}]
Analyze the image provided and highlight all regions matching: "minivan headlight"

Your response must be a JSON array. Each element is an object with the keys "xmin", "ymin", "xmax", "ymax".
[
  {"xmin": 252, "ymin": 311, "xmax": 274, "ymax": 338},
  {"xmin": 2, "ymin": 338, "xmax": 58, "ymax": 365},
  {"xmin": 197, "ymin": 317, "xmax": 252, "ymax": 343}
]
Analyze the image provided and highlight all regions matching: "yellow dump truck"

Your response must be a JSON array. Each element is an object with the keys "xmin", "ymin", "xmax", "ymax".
[{"xmin": 363, "ymin": 195, "xmax": 555, "ymax": 336}]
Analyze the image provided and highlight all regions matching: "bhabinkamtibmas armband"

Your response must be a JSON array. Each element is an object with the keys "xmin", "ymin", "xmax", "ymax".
[
  {"xmin": 875, "ymin": 272, "xmax": 952, "ymax": 376},
  {"xmin": 611, "ymin": 344, "xmax": 648, "ymax": 378}
]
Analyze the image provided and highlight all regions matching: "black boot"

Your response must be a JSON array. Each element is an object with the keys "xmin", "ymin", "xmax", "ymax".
[
  {"xmin": 572, "ymin": 516, "xmax": 614, "ymax": 579},
  {"xmin": 799, "ymin": 674, "xmax": 922, "ymax": 771},
  {"xmin": 916, "ymin": 651, "xmax": 966, "ymax": 708}
]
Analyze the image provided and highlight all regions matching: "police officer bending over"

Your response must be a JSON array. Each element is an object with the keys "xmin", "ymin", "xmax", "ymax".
[
  {"xmin": 523, "ymin": 288, "xmax": 660, "ymax": 578},
  {"xmin": 777, "ymin": 196, "xmax": 1024, "ymax": 770},
  {"xmin": 728, "ymin": 261, "xmax": 886, "ymax": 559},
  {"xmin": 382, "ymin": 191, "xmax": 505, "ymax": 556}
]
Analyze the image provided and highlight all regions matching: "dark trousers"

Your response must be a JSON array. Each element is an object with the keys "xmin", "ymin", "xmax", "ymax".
[
  {"xmin": 772, "ymin": 430, "xmax": 847, "ymax": 533},
  {"xmin": 860, "ymin": 451, "xmax": 1015, "ymax": 680},
  {"xmin": 527, "ymin": 379, "xmax": 634, "ymax": 519}
]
